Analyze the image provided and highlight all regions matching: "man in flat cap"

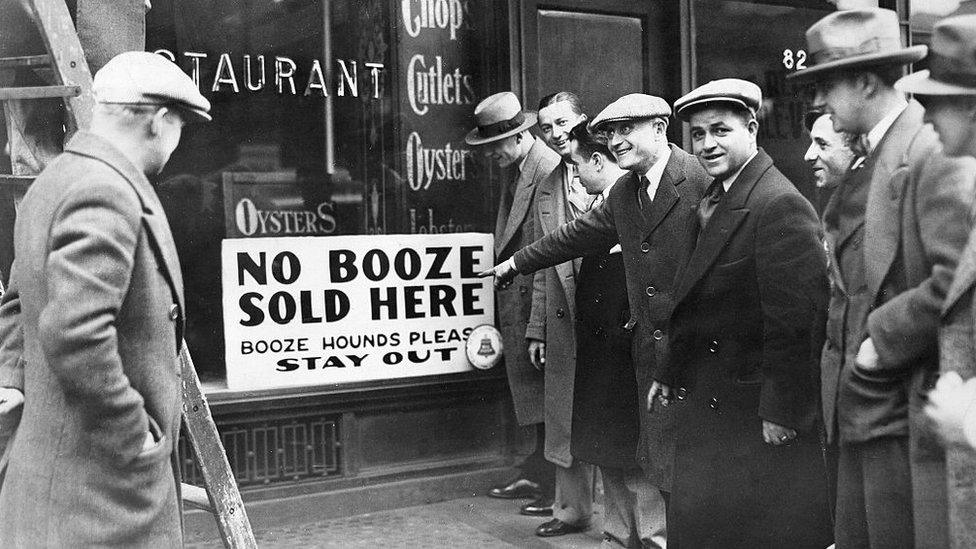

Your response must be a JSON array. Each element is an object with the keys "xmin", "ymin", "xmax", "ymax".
[
  {"xmin": 648, "ymin": 78, "xmax": 832, "ymax": 548},
  {"xmin": 466, "ymin": 92, "xmax": 560, "ymax": 510},
  {"xmin": 481, "ymin": 92, "xmax": 711, "ymax": 546},
  {"xmin": 790, "ymin": 8, "xmax": 976, "ymax": 547},
  {"xmin": 523, "ymin": 90, "xmax": 594, "ymax": 536},
  {"xmin": 0, "ymin": 51, "xmax": 209, "ymax": 547},
  {"xmin": 896, "ymin": 14, "xmax": 976, "ymax": 548}
]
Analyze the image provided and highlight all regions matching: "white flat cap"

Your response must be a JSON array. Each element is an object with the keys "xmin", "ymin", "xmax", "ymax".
[
  {"xmin": 93, "ymin": 51, "xmax": 211, "ymax": 122},
  {"xmin": 588, "ymin": 94, "xmax": 671, "ymax": 132},
  {"xmin": 674, "ymin": 79, "xmax": 762, "ymax": 120}
]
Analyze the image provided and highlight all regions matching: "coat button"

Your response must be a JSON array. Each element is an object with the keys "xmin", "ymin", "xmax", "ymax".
[
  {"xmin": 169, "ymin": 304, "xmax": 179, "ymax": 321},
  {"xmin": 556, "ymin": 308, "xmax": 565, "ymax": 318},
  {"xmin": 519, "ymin": 286, "xmax": 527, "ymax": 295},
  {"xmin": 708, "ymin": 397, "xmax": 719, "ymax": 410},
  {"xmin": 646, "ymin": 286, "xmax": 656, "ymax": 297},
  {"xmin": 653, "ymin": 329, "xmax": 664, "ymax": 341},
  {"xmin": 708, "ymin": 340, "xmax": 719, "ymax": 353},
  {"xmin": 640, "ymin": 242, "xmax": 651, "ymax": 253},
  {"xmin": 676, "ymin": 387, "xmax": 688, "ymax": 400},
  {"xmin": 598, "ymin": 261, "xmax": 606, "ymax": 270},
  {"xmin": 594, "ymin": 293, "xmax": 602, "ymax": 304}
]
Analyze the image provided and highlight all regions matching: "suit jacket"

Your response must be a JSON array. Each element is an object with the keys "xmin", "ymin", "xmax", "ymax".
[
  {"xmin": 663, "ymin": 149, "xmax": 832, "ymax": 548},
  {"xmin": 831, "ymin": 102, "xmax": 975, "ymax": 549},
  {"xmin": 0, "ymin": 133, "xmax": 185, "ymax": 547},
  {"xmin": 527, "ymin": 162, "xmax": 579, "ymax": 467},
  {"xmin": 939, "ymin": 227, "xmax": 976, "ymax": 549},
  {"xmin": 513, "ymin": 144, "xmax": 710, "ymax": 489},
  {"xmin": 495, "ymin": 137, "xmax": 560, "ymax": 426}
]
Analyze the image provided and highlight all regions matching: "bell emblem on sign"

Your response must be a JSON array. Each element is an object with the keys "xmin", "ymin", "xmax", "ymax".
[{"xmin": 477, "ymin": 337, "xmax": 495, "ymax": 357}]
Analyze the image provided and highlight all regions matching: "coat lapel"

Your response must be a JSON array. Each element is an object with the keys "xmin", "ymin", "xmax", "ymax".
[
  {"xmin": 864, "ymin": 101, "xmax": 924, "ymax": 303},
  {"xmin": 641, "ymin": 147, "xmax": 685, "ymax": 239},
  {"xmin": 536, "ymin": 165, "xmax": 577, "ymax": 311},
  {"xmin": 674, "ymin": 151, "xmax": 770, "ymax": 303},
  {"xmin": 944, "ymin": 230, "xmax": 976, "ymax": 316},
  {"xmin": 496, "ymin": 139, "xmax": 549, "ymax": 254}
]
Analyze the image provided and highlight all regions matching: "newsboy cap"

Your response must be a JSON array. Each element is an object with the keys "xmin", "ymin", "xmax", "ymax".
[
  {"xmin": 896, "ymin": 15, "xmax": 976, "ymax": 96},
  {"xmin": 587, "ymin": 94, "xmax": 671, "ymax": 132},
  {"xmin": 674, "ymin": 78, "xmax": 762, "ymax": 120},
  {"xmin": 93, "ymin": 51, "xmax": 212, "ymax": 122},
  {"xmin": 788, "ymin": 8, "xmax": 926, "ymax": 82}
]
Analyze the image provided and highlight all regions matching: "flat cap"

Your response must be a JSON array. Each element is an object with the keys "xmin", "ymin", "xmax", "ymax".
[
  {"xmin": 588, "ymin": 94, "xmax": 671, "ymax": 132},
  {"xmin": 93, "ymin": 51, "xmax": 211, "ymax": 122},
  {"xmin": 674, "ymin": 78, "xmax": 762, "ymax": 120}
]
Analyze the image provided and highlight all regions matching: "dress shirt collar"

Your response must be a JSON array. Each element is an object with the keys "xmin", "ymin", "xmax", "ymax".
[
  {"xmin": 865, "ymin": 99, "xmax": 908, "ymax": 155},
  {"xmin": 722, "ymin": 150, "xmax": 759, "ymax": 192},
  {"xmin": 642, "ymin": 145, "xmax": 672, "ymax": 201}
]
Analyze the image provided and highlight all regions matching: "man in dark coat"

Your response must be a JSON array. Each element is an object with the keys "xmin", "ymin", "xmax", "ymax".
[
  {"xmin": 466, "ymin": 92, "xmax": 560, "ymax": 503},
  {"xmin": 648, "ymin": 78, "xmax": 832, "ymax": 549},
  {"xmin": 482, "ymin": 93, "xmax": 711, "ymax": 543},
  {"xmin": 791, "ymin": 9, "xmax": 976, "ymax": 547},
  {"xmin": 0, "ymin": 52, "xmax": 210, "ymax": 547},
  {"xmin": 896, "ymin": 14, "xmax": 976, "ymax": 548},
  {"xmin": 565, "ymin": 123, "xmax": 667, "ymax": 549}
]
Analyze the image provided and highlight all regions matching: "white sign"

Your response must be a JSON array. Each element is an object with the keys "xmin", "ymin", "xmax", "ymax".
[{"xmin": 222, "ymin": 233, "xmax": 495, "ymax": 390}]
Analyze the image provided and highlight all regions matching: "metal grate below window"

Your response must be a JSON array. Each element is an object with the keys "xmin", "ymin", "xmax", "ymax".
[{"xmin": 179, "ymin": 415, "xmax": 342, "ymax": 487}]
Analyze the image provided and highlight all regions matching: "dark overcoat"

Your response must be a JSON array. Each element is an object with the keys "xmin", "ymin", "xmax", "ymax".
[
  {"xmin": 526, "ymin": 163, "xmax": 579, "ymax": 467},
  {"xmin": 0, "ymin": 133, "xmax": 185, "ymax": 547},
  {"xmin": 939, "ymin": 225, "xmax": 976, "ymax": 549},
  {"xmin": 827, "ymin": 101, "xmax": 975, "ymax": 548},
  {"xmin": 495, "ymin": 137, "xmax": 560, "ymax": 426},
  {"xmin": 659, "ymin": 149, "xmax": 832, "ymax": 549},
  {"xmin": 513, "ymin": 144, "xmax": 709, "ymax": 489},
  {"xmin": 571, "ymin": 248, "xmax": 639, "ymax": 470}
]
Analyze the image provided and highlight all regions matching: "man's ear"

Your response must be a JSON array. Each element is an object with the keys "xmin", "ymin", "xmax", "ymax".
[
  {"xmin": 591, "ymin": 152, "xmax": 604, "ymax": 171},
  {"xmin": 148, "ymin": 106, "xmax": 169, "ymax": 137}
]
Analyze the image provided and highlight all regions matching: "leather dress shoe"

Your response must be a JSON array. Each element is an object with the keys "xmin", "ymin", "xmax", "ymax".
[
  {"xmin": 487, "ymin": 478, "xmax": 541, "ymax": 499},
  {"xmin": 535, "ymin": 518, "xmax": 587, "ymax": 537},
  {"xmin": 519, "ymin": 496, "xmax": 554, "ymax": 516}
]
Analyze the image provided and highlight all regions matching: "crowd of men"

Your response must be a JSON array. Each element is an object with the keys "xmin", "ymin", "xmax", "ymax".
[{"xmin": 478, "ymin": 8, "xmax": 976, "ymax": 549}]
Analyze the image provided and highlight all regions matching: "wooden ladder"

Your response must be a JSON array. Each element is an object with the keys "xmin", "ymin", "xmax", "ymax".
[{"xmin": 0, "ymin": 1, "xmax": 256, "ymax": 547}]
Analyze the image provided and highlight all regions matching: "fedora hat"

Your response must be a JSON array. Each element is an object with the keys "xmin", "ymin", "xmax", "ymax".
[
  {"xmin": 465, "ymin": 92, "xmax": 537, "ymax": 146},
  {"xmin": 788, "ymin": 8, "xmax": 926, "ymax": 82},
  {"xmin": 896, "ymin": 15, "xmax": 976, "ymax": 96}
]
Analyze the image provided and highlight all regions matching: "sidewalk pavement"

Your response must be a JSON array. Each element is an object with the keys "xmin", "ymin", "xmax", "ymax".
[{"xmin": 185, "ymin": 496, "xmax": 608, "ymax": 548}]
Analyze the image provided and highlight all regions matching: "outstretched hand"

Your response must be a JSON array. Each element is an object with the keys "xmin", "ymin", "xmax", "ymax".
[
  {"xmin": 0, "ymin": 387, "xmax": 24, "ymax": 415},
  {"xmin": 477, "ymin": 258, "xmax": 518, "ymax": 290}
]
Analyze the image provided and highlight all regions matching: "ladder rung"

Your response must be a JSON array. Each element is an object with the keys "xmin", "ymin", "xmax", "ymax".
[
  {"xmin": 0, "ymin": 85, "xmax": 80, "ymax": 100},
  {"xmin": 0, "ymin": 175, "xmax": 34, "ymax": 184},
  {"xmin": 0, "ymin": 55, "xmax": 52, "ymax": 69}
]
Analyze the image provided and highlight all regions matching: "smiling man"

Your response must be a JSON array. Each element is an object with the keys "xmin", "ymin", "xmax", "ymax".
[
  {"xmin": 804, "ymin": 111, "xmax": 856, "ymax": 190},
  {"xmin": 648, "ymin": 78, "xmax": 832, "ymax": 549},
  {"xmin": 522, "ymin": 91, "xmax": 594, "ymax": 537},
  {"xmin": 789, "ymin": 9, "xmax": 976, "ymax": 547}
]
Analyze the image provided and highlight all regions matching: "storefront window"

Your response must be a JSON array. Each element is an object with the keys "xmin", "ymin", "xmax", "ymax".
[
  {"xmin": 146, "ymin": 0, "xmax": 501, "ymax": 382},
  {"xmin": 694, "ymin": 0, "xmax": 833, "ymax": 207}
]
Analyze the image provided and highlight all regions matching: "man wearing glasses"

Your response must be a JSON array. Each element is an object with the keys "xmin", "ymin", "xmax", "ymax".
[{"xmin": 481, "ymin": 94, "xmax": 710, "ymax": 530}]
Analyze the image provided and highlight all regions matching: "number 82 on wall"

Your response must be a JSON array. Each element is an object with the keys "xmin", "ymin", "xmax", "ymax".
[{"xmin": 782, "ymin": 49, "xmax": 807, "ymax": 70}]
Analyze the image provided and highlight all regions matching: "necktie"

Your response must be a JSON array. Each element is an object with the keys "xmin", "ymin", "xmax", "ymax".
[
  {"xmin": 639, "ymin": 175, "xmax": 652, "ymax": 209},
  {"xmin": 697, "ymin": 179, "xmax": 726, "ymax": 233},
  {"xmin": 849, "ymin": 135, "xmax": 869, "ymax": 171}
]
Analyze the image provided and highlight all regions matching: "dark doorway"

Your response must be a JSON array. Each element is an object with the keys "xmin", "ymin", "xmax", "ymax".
[{"xmin": 519, "ymin": 0, "xmax": 680, "ymax": 119}]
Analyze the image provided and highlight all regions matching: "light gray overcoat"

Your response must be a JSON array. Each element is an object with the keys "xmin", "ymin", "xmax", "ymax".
[
  {"xmin": 495, "ymin": 137, "xmax": 560, "ymax": 426},
  {"xmin": 0, "ymin": 133, "xmax": 186, "ymax": 547}
]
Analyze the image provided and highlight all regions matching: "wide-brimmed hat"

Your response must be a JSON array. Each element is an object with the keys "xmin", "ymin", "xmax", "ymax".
[
  {"xmin": 788, "ymin": 8, "xmax": 926, "ymax": 82},
  {"xmin": 674, "ymin": 79, "xmax": 762, "ymax": 120},
  {"xmin": 465, "ymin": 92, "xmax": 537, "ymax": 146},
  {"xmin": 896, "ymin": 15, "xmax": 976, "ymax": 96},
  {"xmin": 587, "ymin": 94, "xmax": 671, "ymax": 132},
  {"xmin": 93, "ymin": 51, "xmax": 211, "ymax": 122}
]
